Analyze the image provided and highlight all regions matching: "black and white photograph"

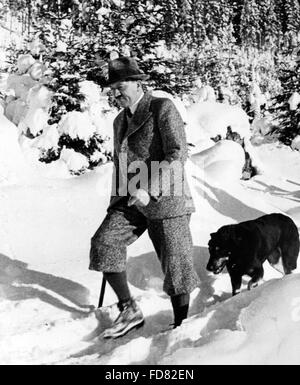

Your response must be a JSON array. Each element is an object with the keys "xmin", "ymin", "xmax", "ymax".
[{"xmin": 0, "ymin": 0, "xmax": 300, "ymax": 367}]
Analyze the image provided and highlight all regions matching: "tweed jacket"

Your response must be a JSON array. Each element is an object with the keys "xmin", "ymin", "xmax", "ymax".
[{"xmin": 108, "ymin": 92, "xmax": 195, "ymax": 219}]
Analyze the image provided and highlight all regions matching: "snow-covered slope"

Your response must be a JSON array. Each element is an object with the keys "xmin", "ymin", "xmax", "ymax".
[
  {"xmin": 186, "ymin": 101, "xmax": 251, "ymax": 146},
  {"xmin": 162, "ymin": 275, "xmax": 300, "ymax": 365},
  {"xmin": 0, "ymin": 114, "xmax": 37, "ymax": 185},
  {"xmin": 0, "ymin": 114, "xmax": 300, "ymax": 365}
]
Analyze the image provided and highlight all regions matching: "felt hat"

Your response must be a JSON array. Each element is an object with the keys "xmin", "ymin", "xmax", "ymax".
[{"xmin": 106, "ymin": 56, "xmax": 149, "ymax": 86}]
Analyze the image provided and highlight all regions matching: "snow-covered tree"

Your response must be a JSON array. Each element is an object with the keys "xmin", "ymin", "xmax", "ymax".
[
  {"xmin": 272, "ymin": 52, "xmax": 300, "ymax": 144},
  {"xmin": 240, "ymin": 0, "xmax": 261, "ymax": 47},
  {"xmin": 284, "ymin": 0, "xmax": 300, "ymax": 37},
  {"xmin": 259, "ymin": 0, "xmax": 281, "ymax": 48}
]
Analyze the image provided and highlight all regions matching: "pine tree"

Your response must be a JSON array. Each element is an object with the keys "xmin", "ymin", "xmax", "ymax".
[
  {"xmin": 189, "ymin": 0, "xmax": 206, "ymax": 45},
  {"xmin": 229, "ymin": 0, "xmax": 244, "ymax": 45},
  {"xmin": 240, "ymin": 0, "xmax": 261, "ymax": 47},
  {"xmin": 284, "ymin": 0, "xmax": 300, "ymax": 48},
  {"xmin": 203, "ymin": 0, "xmax": 231, "ymax": 42},
  {"xmin": 258, "ymin": 0, "xmax": 280, "ymax": 48},
  {"xmin": 285, "ymin": 0, "xmax": 300, "ymax": 34},
  {"xmin": 272, "ymin": 55, "xmax": 300, "ymax": 144}
]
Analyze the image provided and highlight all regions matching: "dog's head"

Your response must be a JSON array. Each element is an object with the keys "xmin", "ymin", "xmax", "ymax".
[{"xmin": 207, "ymin": 226, "xmax": 242, "ymax": 274}]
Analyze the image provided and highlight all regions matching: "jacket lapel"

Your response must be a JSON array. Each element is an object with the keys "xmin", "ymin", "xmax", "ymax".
[
  {"xmin": 123, "ymin": 92, "xmax": 153, "ymax": 141},
  {"xmin": 115, "ymin": 110, "xmax": 127, "ymax": 153},
  {"xmin": 114, "ymin": 92, "xmax": 153, "ymax": 153}
]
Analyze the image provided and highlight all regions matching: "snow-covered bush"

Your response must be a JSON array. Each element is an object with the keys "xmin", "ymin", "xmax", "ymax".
[
  {"xmin": 28, "ymin": 62, "xmax": 46, "ymax": 81},
  {"xmin": 59, "ymin": 111, "xmax": 96, "ymax": 142},
  {"xmin": 251, "ymin": 115, "xmax": 274, "ymax": 136},
  {"xmin": 17, "ymin": 54, "xmax": 35, "ymax": 74},
  {"xmin": 191, "ymin": 81, "xmax": 216, "ymax": 103},
  {"xmin": 3, "ymin": 23, "xmax": 114, "ymax": 175},
  {"xmin": 34, "ymin": 124, "xmax": 59, "ymax": 152},
  {"xmin": 60, "ymin": 147, "xmax": 90, "ymax": 175},
  {"xmin": 248, "ymin": 82, "xmax": 268, "ymax": 117},
  {"xmin": 4, "ymin": 99, "xmax": 28, "ymax": 126},
  {"xmin": 27, "ymin": 85, "xmax": 52, "ymax": 110},
  {"xmin": 22, "ymin": 107, "xmax": 49, "ymax": 137},
  {"xmin": 7, "ymin": 74, "xmax": 37, "ymax": 100},
  {"xmin": 288, "ymin": 92, "xmax": 300, "ymax": 111},
  {"xmin": 291, "ymin": 135, "xmax": 300, "ymax": 151}
]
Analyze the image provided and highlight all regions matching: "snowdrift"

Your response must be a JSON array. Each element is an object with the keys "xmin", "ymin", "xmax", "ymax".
[
  {"xmin": 186, "ymin": 101, "xmax": 251, "ymax": 148},
  {"xmin": 185, "ymin": 101, "xmax": 264, "ymax": 176},
  {"xmin": 162, "ymin": 275, "xmax": 300, "ymax": 365},
  {"xmin": 0, "ymin": 113, "xmax": 36, "ymax": 184},
  {"xmin": 191, "ymin": 140, "xmax": 245, "ymax": 184}
]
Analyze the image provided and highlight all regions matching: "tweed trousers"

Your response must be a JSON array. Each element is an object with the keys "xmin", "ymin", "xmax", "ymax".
[{"xmin": 89, "ymin": 202, "xmax": 200, "ymax": 296}]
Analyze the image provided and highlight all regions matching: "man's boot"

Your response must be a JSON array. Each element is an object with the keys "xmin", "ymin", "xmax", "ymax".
[{"xmin": 103, "ymin": 298, "xmax": 144, "ymax": 339}]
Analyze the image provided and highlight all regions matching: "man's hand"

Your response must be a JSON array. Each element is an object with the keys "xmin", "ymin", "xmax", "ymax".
[{"xmin": 128, "ymin": 189, "xmax": 150, "ymax": 207}]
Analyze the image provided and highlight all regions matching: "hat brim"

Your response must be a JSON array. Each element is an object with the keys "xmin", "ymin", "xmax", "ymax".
[{"xmin": 105, "ymin": 74, "xmax": 150, "ymax": 87}]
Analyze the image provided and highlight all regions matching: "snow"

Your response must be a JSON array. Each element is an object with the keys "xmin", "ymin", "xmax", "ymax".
[
  {"xmin": 288, "ymin": 92, "xmax": 300, "ymax": 111},
  {"xmin": 0, "ymin": 114, "xmax": 37, "ymax": 184},
  {"xmin": 249, "ymin": 82, "xmax": 268, "ymax": 114},
  {"xmin": 60, "ymin": 147, "xmax": 89, "ymax": 173},
  {"xmin": 186, "ymin": 100, "xmax": 264, "ymax": 175},
  {"xmin": 58, "ymin": 111, "xmax": 96, "ymax": 142},
  {"xmin": 4, "ymin": 99, "xmax": 28, "ymax": 126},
  {"xmin": 27, "ymin": 85, "xmax": 52, "ymax": 110},
  {"xmin": 28, "ymin": 39, "xmax": 45, "ymax": 57},
  {"xmin": 192, "ymin": 84, "xmax": 216, "ymax": 103},
  {"xmin": 0, "ymin": 72, "xmax": 9, "ymax": 92},
  {"xmin": 17, "ymin": 54, "xmax": 36, "ymax": 74},
  {"xmin": 22, "ymin": 107, "xmax": 49, "ymax": 136},
  {"xmin": 79, "ymin": 81, "xmax": 103, "ymax": 106},
  {"xmin": 0, "ymin": 104, "xmax": 300, "ymax": 365},
  {"xmin": 33, "ymin": 124, "xmax": 60, "ymax": 151},
  {"xmin": 186, "ymin": 101, "xmax": 251, "ymax": 148},
  {"xmin": 162, "ymin": 275, "xmax": 300, "ymax": 365},
  {"xmin": 291, "ymin": 135, "xmax": 300, "ymax": 151},
  {"xmin": 251, "ymin": 115, "xmax": 273, "ymax": 136},
  {"xmin": 191, "ymin": 140, "xmax": 245, "ymax": 184},
  {"xmin": 55, "ymin": 41, "xmax": 68, "ymax": 54},
  {"xmin": 27, "ymin": 62, "xmax": 46, "ymax": 81},
  {"xmin": 7, "ymin": 74, "xmax": 37, "ymax": 101}
]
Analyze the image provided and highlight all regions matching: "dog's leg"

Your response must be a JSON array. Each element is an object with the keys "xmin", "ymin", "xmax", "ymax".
[
  {"xmin": 268, "ymin": 248, "xmax": 285, "ymax": 275},
  {"xmin": 229, "ymin": 271, "xmax": 242, "ymax": 296},
  {"xmin": 280, "ymin": 242, "xmax": 298, "ymax": 275},
  {"xmin": 248, "ymin": 266, "xmax": 264, "ymax": 290}
]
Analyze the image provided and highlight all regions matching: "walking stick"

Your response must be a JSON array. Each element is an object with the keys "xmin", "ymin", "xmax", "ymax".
[{"xmin": 98, "ymin": 275, "xmax": 107, "ymax": 308}]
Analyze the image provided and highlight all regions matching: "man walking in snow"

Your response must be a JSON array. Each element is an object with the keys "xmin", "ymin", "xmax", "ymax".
[{"xmin": 89, "ymin": 56, "xmax": 199, "ymax": 338}]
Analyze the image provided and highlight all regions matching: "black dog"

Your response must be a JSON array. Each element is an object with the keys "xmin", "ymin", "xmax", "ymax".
[{"xmin": 207, "ymin": 213, "xmax": 299, "ymax": 295}]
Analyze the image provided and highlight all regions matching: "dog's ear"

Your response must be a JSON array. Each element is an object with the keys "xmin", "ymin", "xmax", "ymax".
[
  {"xmin": 220, "ymin": 226, "xmax": 233, "ymax": 241},
  {"xmin": 208, "ymin": 233, "xmax": 217, "ymax": 247}
]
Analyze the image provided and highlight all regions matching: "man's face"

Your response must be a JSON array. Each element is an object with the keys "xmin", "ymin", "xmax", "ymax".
[{"xmin": 111, "ymin": 81, "xmax": 140, "ymax": 108}]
